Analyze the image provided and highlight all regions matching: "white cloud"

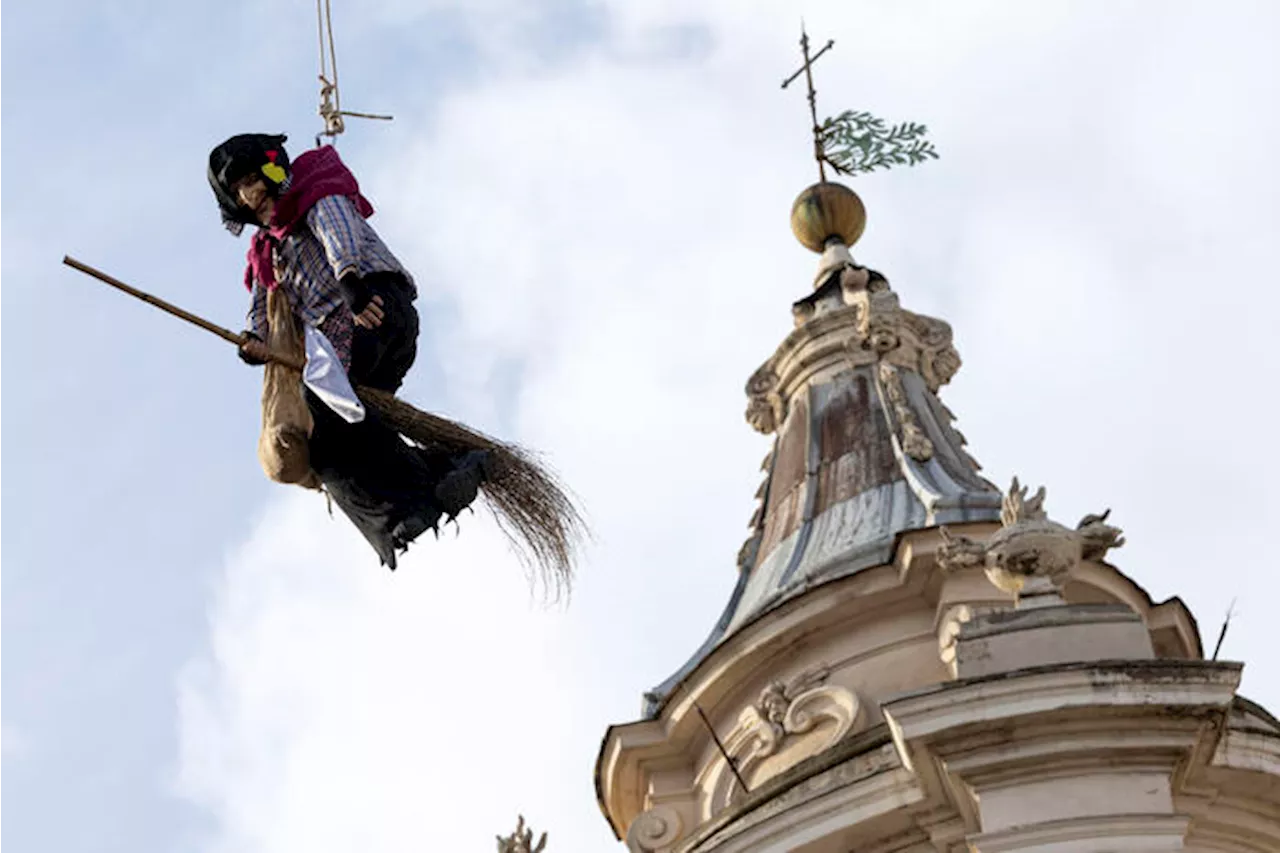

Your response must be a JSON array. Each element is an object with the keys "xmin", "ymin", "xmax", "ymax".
[
  {"xmin": 176, "ymin": 2, "xmax": 1280, "ymax": 850},
  {"xmin": 176, "ymin": 492, "xmax": 605, "ymax": 850}
]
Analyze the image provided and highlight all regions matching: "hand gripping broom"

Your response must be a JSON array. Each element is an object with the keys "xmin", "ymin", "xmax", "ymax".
[{"xmin": 63, "ymin": 256, "xmax": 584, "ymax": 596}]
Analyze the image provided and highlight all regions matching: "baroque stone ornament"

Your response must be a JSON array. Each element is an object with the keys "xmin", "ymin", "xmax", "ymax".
[
  {"xmin": 859, "ymin": 290, "xmax": 904, "ymax": 354},
  {"xmin": 745, "ymin": 366, "xmax": 785, "ymax": 435},
  {"xmin": 937, "ymin": 602, "xmax": 1003, "ymax": 668},
  {"xmin": 756, "ymin": 665, "xmax": 833, "ymax": 743},
  {"xmin": 878, "ymin": 362, "xmax": 935, "ymax": 462},
  {"xmin": 626, "ymin": 804, "xmax": 684, "ymax": 852},
  {"xmin": 744, "ymin": 266, "xmax": 963, "ymax": 437},
  {"xmin": 1077, "ymin": 508, "xmax": 1126, "ymax": 561},
  {"xmin": 704, "ymin": 664, "xmax": 863, "ymax": 813},
  {"xmin": 937, "ymin": 478, "xmax": 1125, "ymax": 603},
  {"xmin": 497, "ymin": 815, "xmax": 547, "ymax": 853}
]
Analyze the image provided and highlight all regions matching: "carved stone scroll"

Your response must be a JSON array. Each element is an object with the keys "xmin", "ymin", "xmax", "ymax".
[
  {"xmin": 626, "ymin": 805, "xmax": 684, "ymax": 852},
  {"xmin": 703, "ymin": 664, "xmax": 863, "ymax": 816}
]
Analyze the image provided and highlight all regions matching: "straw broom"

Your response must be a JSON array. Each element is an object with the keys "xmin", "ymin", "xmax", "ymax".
[{"xmin": 63, "ymin": 256, "xmax": 584, "ymax": 596}]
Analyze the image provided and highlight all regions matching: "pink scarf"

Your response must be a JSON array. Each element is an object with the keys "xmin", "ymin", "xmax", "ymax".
[{"xmin": 244, "ymin": 146, "xmax": 375, "ymax": 292}]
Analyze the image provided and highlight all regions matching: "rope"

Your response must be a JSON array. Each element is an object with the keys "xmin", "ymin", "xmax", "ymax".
[
  {"xmin": 317, "ymin": 0, "xmax": 343, "ymax": 139},
  {"xmin": 316, "ymin": 0, "xmax": 328, "ymax": 85},
  {"xmin": 314, "ymin": 0, "xmax": 392, "ymax": 145}
]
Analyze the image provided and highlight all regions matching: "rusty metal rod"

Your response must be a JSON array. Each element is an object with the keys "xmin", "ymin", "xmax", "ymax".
[
  {"xmin": 780, "ymin": 38, "xmax": 834, "ymax": 89},
  {"xmin": 694, "ymin": 702, "xmax": 750, "ymax": 795},
  {"xmin": 1211, "ymin": 597, "xmax": 1237, "ymax": 661}
]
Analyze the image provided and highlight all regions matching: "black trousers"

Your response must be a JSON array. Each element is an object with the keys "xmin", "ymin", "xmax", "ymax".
[
  {"xmin": 305, "ymin": 274, "xmax": 451, "ymax": 569},
  {"xmin": 347, "ymin": 272, "xmax": 419, "ymax": 392}
]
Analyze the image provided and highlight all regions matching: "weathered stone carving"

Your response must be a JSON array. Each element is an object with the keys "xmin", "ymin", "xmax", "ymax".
[
  {"xmin": 899, "ymin": 309, "xmax": 950, "ymax": 348},
  {"xmin": 626, "ymin": 805, "xmax": 683, "ymax": 852},
  {"xmin": 497, "ymin": 816, "xmax": 546, "ymax": 853},
  {"xmin": 937, "ymin": 478, "xmax": 1125, "ymax": 603},
  {"xmin": 935, "ymin": 530, "xmax": 987, "ymax": 571},
  {"xmin": 1077, "ymin": 508, "xmax": 1126, "ymax": 561},
  {"xmin": 917, "ymin": 333, "xmax": 961, "ymax": 392},
  {"xmin": 838, "ymin": 264, "xmax": 873, "ymax": 296},
  {"xmin": 745, "ymin": 269, "xmax": 963, "ymax": 434},
  {"xmin": 850, "ymin": 289, "xmax": 962, "ymax": 393},
  {"xmin": 745, "ymin": 366, "xmax": 785, "ymax": 435},
  {"xmin": 937, "ymin": 603, "xmax": 1003, "ymax": 668},
  {"xmin": 791, "ymin": 300, "xmax": 816, "ymax": 327},
  {"xmin": 878, "ymin": 362, "xmax": 935, "ymax": 462},
  {"xmin": 857, "ymin": 290, "xmax": 904, "ymax": 354},
  {"xmin": 755, "ymin": 664, "xmax": 833, "ymax": 743},
  {"xmin": 704, "ymin": 664, "xmax": 862, "ymax": 813}
]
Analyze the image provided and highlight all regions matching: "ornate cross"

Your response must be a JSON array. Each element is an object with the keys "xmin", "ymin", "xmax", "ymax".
[
  {"xmin": 781, "ymin": 24, "xmax": 938, "ymax": 180},
  {"xmin": 781, "ymin": 24, "xmax": 836, "ymax": 182}
]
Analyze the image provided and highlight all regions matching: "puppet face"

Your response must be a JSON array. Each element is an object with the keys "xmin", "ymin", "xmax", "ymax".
[
  {"xmin": 209, "ymin": 133, "xmax": 290, "ymax": 234},
  {"xmin": 234, "ymin": 176, "xmax": 275, "ymax": 226}
]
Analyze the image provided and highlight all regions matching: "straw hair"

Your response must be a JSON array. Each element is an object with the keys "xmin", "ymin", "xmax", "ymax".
[{"xmin": 357, "ymin": 387, "xmax": 585, "ymax": 599}]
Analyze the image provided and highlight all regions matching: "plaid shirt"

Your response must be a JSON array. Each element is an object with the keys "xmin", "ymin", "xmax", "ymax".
[{"xmin": 246, "ymin": 194, "xmax": 415, "ymax": 340}]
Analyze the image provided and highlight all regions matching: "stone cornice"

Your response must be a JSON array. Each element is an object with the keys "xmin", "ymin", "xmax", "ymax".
[
  {"xmin": 970, "ymin": 814, "xmax": 1192, "ymax": 853},
  {"xmin": 681, "ymin": 727, "xmax": 901, "ymax": 851},
  {"xmin": 596, "ymin": 528, "xmax": 1216, "ymax": 839},
  {"xmin": 883, "ymin": 659, "xmax": 1243, "ymax": 750},
  {"xmin": 1213, "ymin": 725, "xmax": 1280, "ymax": 778},
  {"xmin": 596, "ymin": 562, "xmax": 924, "ymax": 838},
  {"xmin": 1233, "ymin": 695, "xmax": 1280, "ymax": 733},
  {"xmin": 1178, "ymin": 791, "xmax": 1280, "ymax": 853}
]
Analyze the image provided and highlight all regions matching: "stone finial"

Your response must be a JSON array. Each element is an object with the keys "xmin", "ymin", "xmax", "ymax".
[
  {"xmin": 937, "ymin": 477, "xmax": 1124, "ymax": 605},
  {"xmin": 497, "ymin": 816, "xmax": 546, "ymax": 853}
]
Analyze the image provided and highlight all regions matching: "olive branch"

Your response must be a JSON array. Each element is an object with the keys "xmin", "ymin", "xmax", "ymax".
[{"xmin": 818, "ymin": 110, "xmax": 939, "ymax": 176}]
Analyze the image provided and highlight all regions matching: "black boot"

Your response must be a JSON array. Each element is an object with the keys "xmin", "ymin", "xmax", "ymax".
[
  {"xmin": 435, "ymin": 450, "xmax": 493, "ymax": 520},
  {"xmin": 390, "ymin": 507, "xmax": 443, "ymax": 552}
]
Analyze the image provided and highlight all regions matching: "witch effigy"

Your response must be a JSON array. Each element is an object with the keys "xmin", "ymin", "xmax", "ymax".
[
  {"xmin": 207, "ymin": 131, "xmax": 484, "ymax": 570},
  {"xmin": 62, "ymin": 133, "xmax": 580, "ymax": 586},
  {"xmin": 193, "ymin": 132, "xmax": 583, "ymax": 581}
]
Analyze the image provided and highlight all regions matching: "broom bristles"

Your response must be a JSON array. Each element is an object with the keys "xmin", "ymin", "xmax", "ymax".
[{"xmin": 356, "ymin": 387, "xmax": 585, "ymax": 599}]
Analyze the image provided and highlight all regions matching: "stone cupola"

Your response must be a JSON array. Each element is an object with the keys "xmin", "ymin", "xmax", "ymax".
[
  {"xmin": 593, "ymin": 179, "xmax": 1279, "ymax": 853},
  {"xmin": 642, "ymin": 180, "xmax": 1003, "ymax": 717}
]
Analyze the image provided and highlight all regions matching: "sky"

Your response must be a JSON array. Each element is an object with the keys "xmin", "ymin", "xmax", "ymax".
[{"xmin": 3, "ymin": 1, "xmax": 1279, "ymax": 851}]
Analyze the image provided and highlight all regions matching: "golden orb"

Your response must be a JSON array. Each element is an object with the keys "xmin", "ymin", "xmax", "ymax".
[{"xmin": 789, "ymin": 181, "xmax": 867, "ymax": 253}]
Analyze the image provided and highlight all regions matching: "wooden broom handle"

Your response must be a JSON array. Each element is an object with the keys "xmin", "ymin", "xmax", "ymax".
[{"xmin": 62, "ymin": 256, "xmax": 306, "ymax": 371}]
